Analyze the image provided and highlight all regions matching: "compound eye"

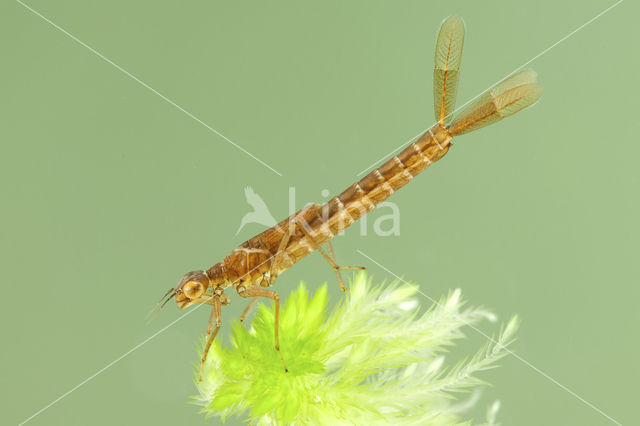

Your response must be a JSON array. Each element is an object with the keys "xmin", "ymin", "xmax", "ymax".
[{"xmin": 183, "ymin": 281, "xmax": 204, "ymax": 299}]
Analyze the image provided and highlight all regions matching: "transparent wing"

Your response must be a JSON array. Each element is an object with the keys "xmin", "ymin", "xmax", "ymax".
[
  {"xmin": 434, "ymin": 16, "xmax": 465, "ymax": 124},
  {"xmin": 448, "ymin": 70, "xmax": 542, "ymax": 136}
]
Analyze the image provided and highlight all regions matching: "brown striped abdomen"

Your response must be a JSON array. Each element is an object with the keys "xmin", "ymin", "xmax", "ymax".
[
  {"xmin": 315, "ymin": 122, "xmax": 453, "ymax": 238},
  {"xmin": 219, "ymin": 123, "xmax": 453, "ymax": 287}
]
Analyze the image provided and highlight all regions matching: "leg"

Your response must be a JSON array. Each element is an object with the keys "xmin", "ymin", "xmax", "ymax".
[
  {"xmin": 239, "ymin": 297, "xmax": 259, "ymax": 322},
  {"xmin": 314, "ymin": 241, "xmax": 364, "ymax": 291},
  {"xmin": 267, "ymin": 220, "xmax": 294, "ymax": 281},
  {"xmin": 237, "ymin": 286, "xmax": 288, "ymax": 372},
  {"xmin": 292, "ymin": 216, "xmax": 365, "ymax": 292},
  {"xmin": 324, "ymin": 240, "xmax": 365, "ymax": 292},
  {"xmin": 200, "ymin": 296, "xmax": 222, "ymax": 380}
]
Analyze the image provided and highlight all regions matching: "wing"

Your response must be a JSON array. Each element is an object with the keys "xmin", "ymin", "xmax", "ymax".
[
  {"xmin": 448, "ymin": 70, "xmax": 542, "ymax": 136},
  {"xmin": 433, "ymin": 16, "xmax": 465, "ymax": 125}
]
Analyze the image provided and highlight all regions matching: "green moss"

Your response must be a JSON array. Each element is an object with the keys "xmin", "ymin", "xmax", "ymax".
[{"xmin": 194, "ymin": 272, "xmax": 517, "ymax": 425}]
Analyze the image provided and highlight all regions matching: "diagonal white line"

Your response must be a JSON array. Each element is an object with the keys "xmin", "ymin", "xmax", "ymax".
[
  {"xmin": 17, "ymin": 253, "xmax": 278, "ymax": 425},
  {"xmin": 17, "ymin": 310, "xmax": 198, "ymax": 426},
  {"xmin": 13, "ymin": 0, "xmax": 626, "ymax": 424},
  {"xmin": 16, "ymin": 0, "xmax": 284, "ymax": 177},
  {"xmin": 355, "ymin": 0, "xmax": 624, "ymax": 176},
  {"xmin": 356, "ymin": 249, "xmax": 622, "ymax": 426}
]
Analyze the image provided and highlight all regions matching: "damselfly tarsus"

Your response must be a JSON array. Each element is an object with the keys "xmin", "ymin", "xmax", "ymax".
[{"xmin": 152, "ymin": 16, "xmax": 542, "ymax": 374}]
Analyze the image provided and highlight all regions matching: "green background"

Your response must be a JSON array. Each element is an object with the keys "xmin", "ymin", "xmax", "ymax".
[{"xmin": 1, "ymin": 1, "xmax": 637, "ymax": 424}]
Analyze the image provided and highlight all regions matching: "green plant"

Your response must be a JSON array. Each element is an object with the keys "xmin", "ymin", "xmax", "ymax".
[{"xmin": 194, "ymin": 272, "xmax": 518, "ymax": 425}]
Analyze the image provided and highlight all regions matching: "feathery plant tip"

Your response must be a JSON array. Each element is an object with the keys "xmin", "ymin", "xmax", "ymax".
[{"xmin": 194, "ymin": 272, "xmax": 518, "ymax": 425}]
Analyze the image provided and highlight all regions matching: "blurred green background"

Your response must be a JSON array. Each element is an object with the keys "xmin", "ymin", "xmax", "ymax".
[{"xmin": 1, "ymin": 0, "xmax": 637, "ymax": 424}]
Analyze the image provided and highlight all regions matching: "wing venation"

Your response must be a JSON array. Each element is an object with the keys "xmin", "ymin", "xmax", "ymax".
[
  {"xmin": 433, "ymin": 16, "xmax": 465, "ymax": 124},
  {"xmin": 448, "ymin": 71, "xmax": 542, "ymax": 136}
]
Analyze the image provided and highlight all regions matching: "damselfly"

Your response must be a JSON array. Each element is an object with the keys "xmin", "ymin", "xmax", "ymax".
[{"xmin": 151, "ymin": 16, "xmax": 542, "ymax": 374}]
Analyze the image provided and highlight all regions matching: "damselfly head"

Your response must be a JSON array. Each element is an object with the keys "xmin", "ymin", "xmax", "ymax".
[{"xmin": 174, "ymin": 270, "xmax": 211, "ymax": 309}]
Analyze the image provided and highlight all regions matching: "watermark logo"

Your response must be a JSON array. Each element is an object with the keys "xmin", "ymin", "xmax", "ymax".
[
  {"xmin": 236, "ymin": 186, "xmax": 400, "ymax": 237},
  {"xmin": 236, "ymin": 187, "xmax": 277, "ymax": 235}
]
